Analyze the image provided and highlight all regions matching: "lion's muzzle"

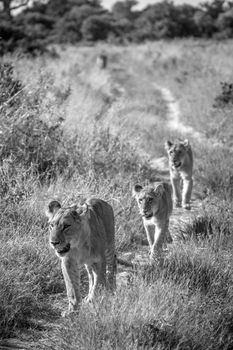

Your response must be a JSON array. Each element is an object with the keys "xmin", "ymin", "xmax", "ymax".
[
  {"xmin": 173, "ymin": 161, "xmax": 181, "ymax": 168},
  {"xmin": 50, "ymin": 240, "xmax": 71, "ymax": 256},
  {"xmin": 142, "ymin": 211, "xmax": 153, "ymax": 219}
]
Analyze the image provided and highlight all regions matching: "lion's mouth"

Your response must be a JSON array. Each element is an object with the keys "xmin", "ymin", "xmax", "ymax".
[
  {"xmin": 173, "ymin": 161, "xmax": 181, "ymax": 168},
  {"xmin": 143, "ymin": 213, "xmax": 153, "ymax": 219},
  {"xmin": 57, "ymin": 243, "xmax": 71, "ymax": 255}
]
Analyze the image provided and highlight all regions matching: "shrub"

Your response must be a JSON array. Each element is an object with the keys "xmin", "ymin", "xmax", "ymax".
[
  {"xmin": 81, "ymin": 14, "xmax": 116, "ymax": 41},
  {"xmin": 213, "ymin": 81, "xmax": 233, "ymax": 108},
  {"xmin": 0, "ymin": 62, "xmax": 22, "ymax": 105},
  {"xmin": 0, "ymin": 62, "xmax": 77, "ymax": 178}
]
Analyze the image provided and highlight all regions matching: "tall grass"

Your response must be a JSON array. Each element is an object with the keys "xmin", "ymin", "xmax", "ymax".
[
  {"xmin": 0, "ymin": 56, "xmax": 151, "ymax": 339},
  {"xmin": 0, "ymin": 41, "xmax": 233, "ymax": 349}
]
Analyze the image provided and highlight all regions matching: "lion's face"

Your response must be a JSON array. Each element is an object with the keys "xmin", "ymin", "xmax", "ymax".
[
  {"xmin": 133, "ymin": 184, "xmax": 164, "ymax": 219},
  {"xmin": 165, "ymin": 139, "xmax": 189, "ymax": 169},
  {"xmin": 46, "ymin": 201, "xmax": 88, "ymax": 257}
]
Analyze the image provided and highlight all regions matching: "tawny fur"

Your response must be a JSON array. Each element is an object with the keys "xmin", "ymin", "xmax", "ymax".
[
  {"xmin": 46, "ymin": 198, "xmax": 116, "ymax": 316},
  {"xmin": 133, "ymin": 182, "xmax": 173, "ymax": 263},
  {"xmin": 165, "ymin": 139, "xmax": 193, "ymax": 210}
]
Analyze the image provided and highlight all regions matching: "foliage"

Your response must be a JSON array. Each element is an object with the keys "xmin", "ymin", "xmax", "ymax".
[
  {"xmin": 81, "ymin": 14, "xmax": 116, "ymax": 41},
  {"xmin": 213, "ymin": 81, "xmax": 233, "ymax": 108},
  {"xmin": 2, "ymin": 0, "xmax": 233, "ymax": 54}
]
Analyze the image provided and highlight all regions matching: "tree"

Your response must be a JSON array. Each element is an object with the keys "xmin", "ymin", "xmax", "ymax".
[
  {"xmin": 81, "ymin": 14, "xmax": 115, "ymax": 40},
  {"xmin": 112, "ymin": 0, "xmax": 138, "ymax": 20},
  {"xmin": 216, "ymin": 7, "xmax": 233, "ymax": 37},
  {"xmin": 0, "ymin": 0, "xmax": 29, "ymax": 19}
]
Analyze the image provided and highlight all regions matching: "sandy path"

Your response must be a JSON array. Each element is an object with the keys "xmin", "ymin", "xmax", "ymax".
[
  {"xmin": 152, "ymin": 83, "xmax": 204, "ymax": 141},
  {"xmin": 118, "ymin": 81, "xmax": 203, "ymax": 283}
]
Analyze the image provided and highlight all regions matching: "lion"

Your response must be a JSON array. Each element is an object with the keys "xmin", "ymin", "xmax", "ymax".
[
  {"xmin": 96, "ymin": 53, "xmax": 107, "ymax": 69},
  {"xmin": 133, "ymin": 182, "xmax": 173, "ymax": 263},
  {"xmin": 46, "ymin": 198, "xmax": 116, "ymax": 316},
  {"xmin": 165, "ymin": 139, "xmax": 193, "ymax": 210}
]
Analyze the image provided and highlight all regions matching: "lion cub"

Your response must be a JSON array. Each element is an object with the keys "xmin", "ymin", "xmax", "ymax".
[
  {"xmin": 165, "ymin": 139, "xmax": 193, "ymax": 210},
  {"xmin": 133, "ymin": 182, "xmax": 173, "ymax": 263},
  {"xmin": 46, "ymin": 198, "xmax": 116, "ymax": 316}
]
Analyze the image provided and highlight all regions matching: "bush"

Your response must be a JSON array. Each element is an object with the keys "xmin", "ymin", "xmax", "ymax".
[
  {"xmin": 81, "ymin": 14, "xmax": 116, "ymax": 41},
  {"xmin": 0, "ymin": 62, "xmax": 77, "ymax": 178},
  {"xmin": 213, "ymin": 81, "xmax": 233, "ymax": 108}
]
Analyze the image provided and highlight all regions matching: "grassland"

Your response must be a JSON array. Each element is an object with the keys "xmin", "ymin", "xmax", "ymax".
[{"xmin": 0, "ymin": 40, "xmax": 233, "ymax": 349}]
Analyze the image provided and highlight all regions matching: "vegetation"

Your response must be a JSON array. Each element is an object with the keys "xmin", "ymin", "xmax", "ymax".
[
  {"xmin": 2, "ymin": 1, "xmax": 233, "ymax": 54},
  {"xmin": 0, "ymin": 33, "xmax": 233, "ymax": 350}
]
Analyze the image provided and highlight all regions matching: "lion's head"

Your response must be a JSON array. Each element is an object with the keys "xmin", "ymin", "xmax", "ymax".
[
  {"xmin": 165, "ymin": 139, "xmax": 190, "ymax": 169},
  {"xmin": 46, "ymin": 201, "xmax": 89, "ymax": 257},
  {"xmin": 133, "ymin": 183, "xmax": 165, "ymax": 219}
]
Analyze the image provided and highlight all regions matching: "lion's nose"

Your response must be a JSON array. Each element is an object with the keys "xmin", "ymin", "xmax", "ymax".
[{"xmin": 50, "ymin": 240, "xmax": 60, "ymax": 246}]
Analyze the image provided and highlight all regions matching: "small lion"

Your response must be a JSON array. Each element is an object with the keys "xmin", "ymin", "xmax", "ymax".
[
  {"xmin": 96, "ymin": 53, "xmax": 108, "ymax": 69},
  {"xmin": 133, "ymin": 182, "xmax": 173, "ymax": 263},
  {"xmin": 46, "ymin": 198, "xmax": 116, "ymax": 316},
  {"xmin": 165, "ymin": 139, "xmax": 193, "ymax": 210}
]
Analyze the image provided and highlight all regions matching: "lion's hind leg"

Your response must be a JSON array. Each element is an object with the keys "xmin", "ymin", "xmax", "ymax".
[
  {"xmin": 84, "ymin": 260, "xmax": 106, "ymax": 303},
  {"xmin": 84, "ymin": 264, "xmax": 95, "ymax": 303},
  {"xmin": 106, "ymin": 249, "xmax": 117, "ymax": 291},
  {"xmin": 164, "ymin": 218, "xmax": 172, "ymax": 244}
]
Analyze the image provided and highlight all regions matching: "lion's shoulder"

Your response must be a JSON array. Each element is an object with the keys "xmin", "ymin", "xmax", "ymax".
[
  {"xmin": 85, "ymin": 198, "xmax": 115, "ymax": 242},
  {"xmin": 155, "ymin": 182, "xmax": 173, "ymax": 217}
]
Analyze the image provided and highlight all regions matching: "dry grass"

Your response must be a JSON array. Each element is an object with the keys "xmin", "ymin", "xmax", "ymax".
[{"xmin": 0, "ymin": 40, "xmax": 233, "ymax": 349}]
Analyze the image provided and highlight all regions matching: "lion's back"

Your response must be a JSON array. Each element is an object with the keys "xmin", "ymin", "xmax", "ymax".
[
  {"xmin": 86, "ymin": 198, "xmax": 115, "ymax": 245},
  {"xmin": 157, "ymin": 182, "xmax": 173, "ymax": 218}
]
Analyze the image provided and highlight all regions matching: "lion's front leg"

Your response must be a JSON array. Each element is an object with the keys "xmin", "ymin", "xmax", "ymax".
[
  {"xmin": 61, "ymin": 257, "xmax": 81, "ymax": 316},
  {"xmin": 150, "ymin": 221, "xmax": 166, "ymax": 265},
  {"xmin": 170, "ymin": 175, "xmax": 182, "ymax": 208},
  {"xmin": 106, "ymin": 250, "xmax": 117, "ymax": 291},
  {"xmin": 143, "ymin": 222, "xmax": 154, "ymax": 250},
  {"xmin": 181, "ymin": 176, "xmax": 193, "ymax": 210}
]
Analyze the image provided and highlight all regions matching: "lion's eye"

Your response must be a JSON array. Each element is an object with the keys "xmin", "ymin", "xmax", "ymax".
[
  {"xmin": 139, "ymin": 198, "xmax": 143, "ymax": 203},
  {"xmin": 148, "ymin": 198, "xmax": 153, "ymax": 202},
  {"xmin": 63, "ymin": 224, "xmax": 71, "ymax": 230}
]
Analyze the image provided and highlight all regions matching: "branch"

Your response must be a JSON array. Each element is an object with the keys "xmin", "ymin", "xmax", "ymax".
[{"xmin": 10, "ymin": 0, "xmax": 29, "ymax": 11}]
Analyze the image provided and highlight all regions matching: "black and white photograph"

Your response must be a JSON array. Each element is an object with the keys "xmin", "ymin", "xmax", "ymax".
[{"xmin": 0, "ymin": 0, "xmax": 233, "ymax": 349}]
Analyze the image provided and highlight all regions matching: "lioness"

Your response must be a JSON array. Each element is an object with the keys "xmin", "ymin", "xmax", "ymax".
[
  {"xmin": 133, "ymin": 182, "xmax": 173, "ymax": 263},
  {"xmin": 165, "ymin": 139, "xmax": 193, "ymax": 210},
  {"xmin": 46, "ymin": 198, "xmax": 116, "ymax": 316}
]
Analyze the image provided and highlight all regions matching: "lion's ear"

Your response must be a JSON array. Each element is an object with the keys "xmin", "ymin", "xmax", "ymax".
[
  {"xmin": 132, "ymin": 184, "xmax": 143, "ymax": 197},
  {"xmin": 153, "ymin": 183, "xmax": 164, "ymax": 197},
  {"xmin": 46, "ymin": 200, "xmax": 61, "ymax": 220},
  {"xmin": 183, "ymin": 139, "xmax": 190, "ymax": 148},
  {"xmin": 165, "ymin": 140, "xmax": 173, "ymax": 151},
  {"xmin": 77, "ymin": 203, "xmax": 89, "ymax": 217}
]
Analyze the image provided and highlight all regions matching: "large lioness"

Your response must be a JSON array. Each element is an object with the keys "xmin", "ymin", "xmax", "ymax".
[
  {"xmin": 133, "ymin": 182, "xmax": 173, "ymax": 263},
  {"xmin": 165, "ymin": 139, "xmax": 193, "ymax": 210},
  {"xmin": 46, "ymin": 198, "xmax": 116, "ymax": 316}
]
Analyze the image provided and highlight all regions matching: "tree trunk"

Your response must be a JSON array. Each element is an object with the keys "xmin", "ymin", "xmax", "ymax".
[{"xmin": 2, "ymin": 0, "xmax": 12, "ymax": 20}]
